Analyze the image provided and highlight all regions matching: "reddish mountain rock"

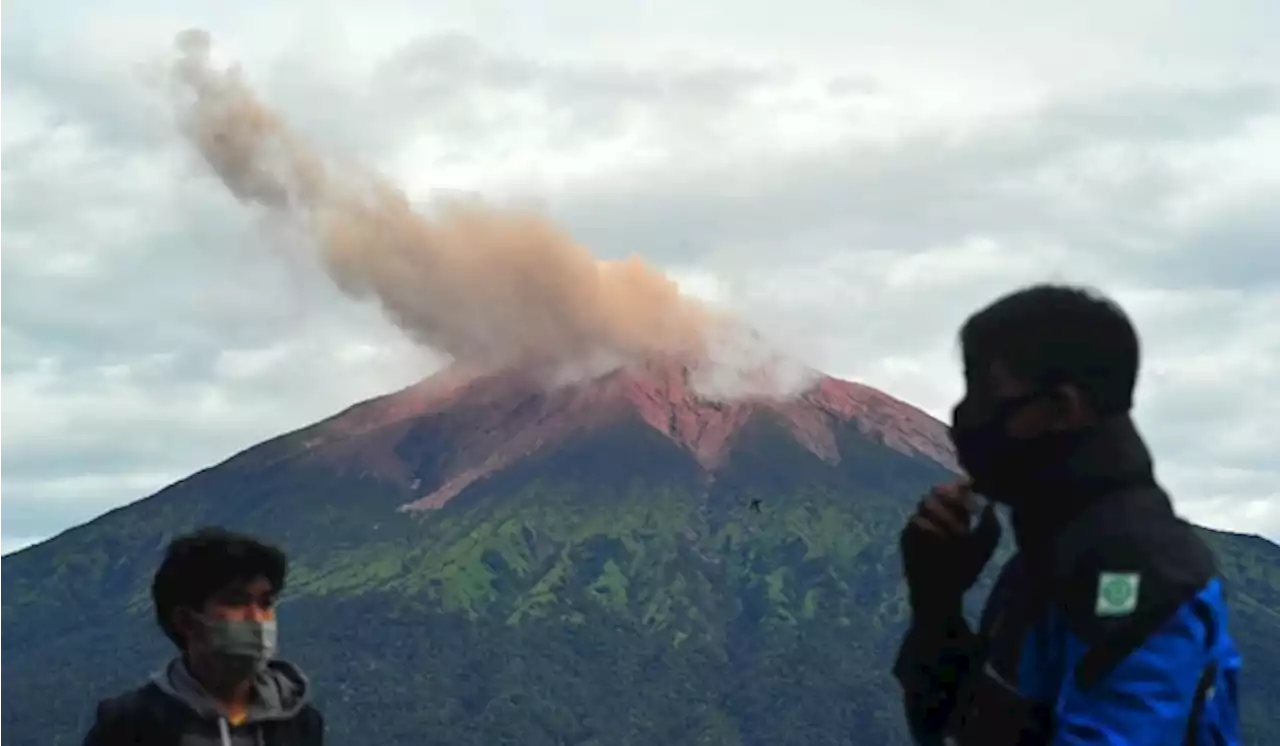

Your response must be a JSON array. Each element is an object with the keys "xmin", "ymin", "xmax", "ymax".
[{"xmin": 278, "ymin": 358, "xmax": 959, "ymax": 511}]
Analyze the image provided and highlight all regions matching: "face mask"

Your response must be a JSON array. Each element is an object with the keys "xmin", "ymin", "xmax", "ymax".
[
  {"xmin": 949, "ymin": 391, "xmax": 1060, "ymax": 504},
  {"xmin": 199, "ymin": 616, "xmax": 278, "ymax": 668}
]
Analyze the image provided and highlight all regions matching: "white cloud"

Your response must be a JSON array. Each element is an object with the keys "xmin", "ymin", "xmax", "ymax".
[{"xmin": 3, "ymin": 0, "xmax": 1279, "ymax": 545}]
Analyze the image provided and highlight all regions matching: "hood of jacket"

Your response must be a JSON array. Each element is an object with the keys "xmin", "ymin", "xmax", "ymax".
[{"xmin": 150, "ymin": 655, "xmax": 312, "ymax": 724}]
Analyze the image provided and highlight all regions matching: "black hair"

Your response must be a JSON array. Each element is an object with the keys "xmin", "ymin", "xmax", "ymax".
[
  {"xmin": 152, "ymin": 527, "xmax": 288, "ymax": 649},
  {"xmin": 960, "ymin": 283, "xmax": 1140, "ymax": 415}
]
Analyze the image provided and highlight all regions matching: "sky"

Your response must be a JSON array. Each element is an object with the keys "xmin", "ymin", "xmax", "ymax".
[{"xmin": 3, "ymin": 0, "xmax": 1279, "ymax": 554}]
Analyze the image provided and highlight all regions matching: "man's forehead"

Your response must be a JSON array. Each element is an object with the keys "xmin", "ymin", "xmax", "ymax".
[
  {"xmin": 213, "ymin": 575, "xmax": 275, "ymax": 598},
  {"xmin": 964, "ymin": 359, "xmax": 1029, "ymax": 395}
]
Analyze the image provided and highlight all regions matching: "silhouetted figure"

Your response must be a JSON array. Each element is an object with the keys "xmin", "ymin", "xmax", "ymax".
[
  {"xmin": 749, "ymin": 498, "xmax": 762, "ymax": 514},
  {"xmin": 80, "ymin": 527, "xmax": 324, "ymax": 745},
  {"xmin": 894, "ymin": 284, "xmax": 1240, "ymax": 745}
]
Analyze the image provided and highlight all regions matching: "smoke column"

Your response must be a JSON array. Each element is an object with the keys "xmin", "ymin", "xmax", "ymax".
[{"xmin": 165, "ymin": 28, "xmax": 724, "ymax": 374}]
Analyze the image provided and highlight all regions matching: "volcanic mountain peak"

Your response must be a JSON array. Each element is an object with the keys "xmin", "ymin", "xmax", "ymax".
[{"xmin": 289, "ymin": 357, "xmax": 958, "ymax": 511}]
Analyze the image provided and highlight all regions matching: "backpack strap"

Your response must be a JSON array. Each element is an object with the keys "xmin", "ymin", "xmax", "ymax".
[
  {"xmin": 92, "ymin": 683, "xmax": 187, "ymax": 746},
  {"xmin": 1181, "ymin": 599, "xmax": 1220, "ymax": 746},
  {"xmin": 1183, "ymin": 661, "xmax": 1218, "ymax": 746}
]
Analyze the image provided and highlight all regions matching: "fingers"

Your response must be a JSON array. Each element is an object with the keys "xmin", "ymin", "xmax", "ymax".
[
  {"xmin": 908, "ymin": 513, "xmax": 950, "ymax": 539},
  {"xmin": 905, "ymin": 481, "xmax": 984, "ymax": 541},
  {"xmin": 932, "ymin": 481, "xmax": 979, "ymax": 512},
  {"xmin": 919, "ymin": 501, "xmax": 968, "ymax": 537},
  {"xmin": 922, "ymin": 485, "xmax": 975, "ymax": 534}
]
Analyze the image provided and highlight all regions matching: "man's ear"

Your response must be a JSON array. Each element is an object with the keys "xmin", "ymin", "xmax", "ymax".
[{"xmin": 171, "ymin": 605, "xmax": 200, "ymax": 645}]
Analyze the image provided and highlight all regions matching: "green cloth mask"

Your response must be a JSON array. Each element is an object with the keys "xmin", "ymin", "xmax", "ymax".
[{"xmin": 201, "ymin": 617, "xmax": 278, "ymax": 663}]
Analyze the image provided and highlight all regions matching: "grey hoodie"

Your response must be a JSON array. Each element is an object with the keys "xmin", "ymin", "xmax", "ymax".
[{"xmin": 150, "ymin": 656, "xmax": 312, "ymax": 746}]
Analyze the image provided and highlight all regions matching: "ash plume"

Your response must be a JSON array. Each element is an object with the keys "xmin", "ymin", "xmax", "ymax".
[{"xmin": 165, "ymin": 28, "xmax": 726, "ymax": 376}]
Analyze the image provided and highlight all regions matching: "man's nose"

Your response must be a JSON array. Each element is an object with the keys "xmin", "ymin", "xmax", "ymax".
[{"xmin": 249, "ymin": 605, "xmax": 274, "ymax": 622}]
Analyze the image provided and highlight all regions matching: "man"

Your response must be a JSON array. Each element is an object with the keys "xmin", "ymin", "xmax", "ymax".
[
  {"xmin": 894, "ymin": 284, "xmax": 1241, "ymax": 745},
  {"xmin": 82, "ymin": 527, "xmax": 324, "ymax": 745}
]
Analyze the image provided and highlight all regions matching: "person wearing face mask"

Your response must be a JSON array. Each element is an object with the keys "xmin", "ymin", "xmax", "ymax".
[
  {"xmin": 892, "ymin": 284, "xmax": 1241, "ymax": 746},
  {"xmin": 81, "ymin": 527, "xmax": 324, "ymax": 746}
]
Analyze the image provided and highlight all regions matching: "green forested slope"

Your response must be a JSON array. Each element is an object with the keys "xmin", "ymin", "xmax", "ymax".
[{"xmin": 3, "ymin": 413, "xmax": 1277, "ymax": 745}]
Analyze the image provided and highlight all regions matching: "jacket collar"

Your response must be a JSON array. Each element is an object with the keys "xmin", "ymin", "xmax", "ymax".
[{"xmin": 1009, "ymin": 415, "xmax": 1161, "ymax": 552}]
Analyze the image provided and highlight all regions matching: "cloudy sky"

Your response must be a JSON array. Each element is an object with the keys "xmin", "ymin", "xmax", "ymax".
[{"xmin": 3, "ymin": 1, "xmax": 1279, "ymax": 554}]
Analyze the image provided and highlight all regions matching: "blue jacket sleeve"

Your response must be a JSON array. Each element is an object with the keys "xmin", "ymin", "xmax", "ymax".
[{"xmin": 1050, "ymin": 591, "xmax": 1215, "ymax": 745}]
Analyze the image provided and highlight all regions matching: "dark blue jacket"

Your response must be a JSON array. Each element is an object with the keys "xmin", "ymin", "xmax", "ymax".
[{"xmin": 893, "ymin": 419, "xmax": 1241, "ymax": 745}]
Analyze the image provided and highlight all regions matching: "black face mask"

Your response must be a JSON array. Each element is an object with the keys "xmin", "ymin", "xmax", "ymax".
[{"xmin": 949, "ymin": 391, "xmax": 1079, "ymax": 505}]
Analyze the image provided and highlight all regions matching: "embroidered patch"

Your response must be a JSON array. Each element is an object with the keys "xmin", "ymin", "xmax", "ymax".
[{"xmin": 1095, "ymin": 572, "xmax": 1141, "ymax": 617}]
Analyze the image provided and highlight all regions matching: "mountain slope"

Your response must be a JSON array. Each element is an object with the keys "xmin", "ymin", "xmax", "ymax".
[{"xmin": 3, "ymin": 363, "xmax": 1278, "ymax": 745}]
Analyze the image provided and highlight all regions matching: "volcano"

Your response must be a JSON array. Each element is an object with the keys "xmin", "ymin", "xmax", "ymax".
[
  {"xmin": 281, "ymin": 359, "xmax": 960, "ymax": 510},
  {"xmin": 3, "ymin": 362, "xmax": 1278, "ymax": 745}
]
